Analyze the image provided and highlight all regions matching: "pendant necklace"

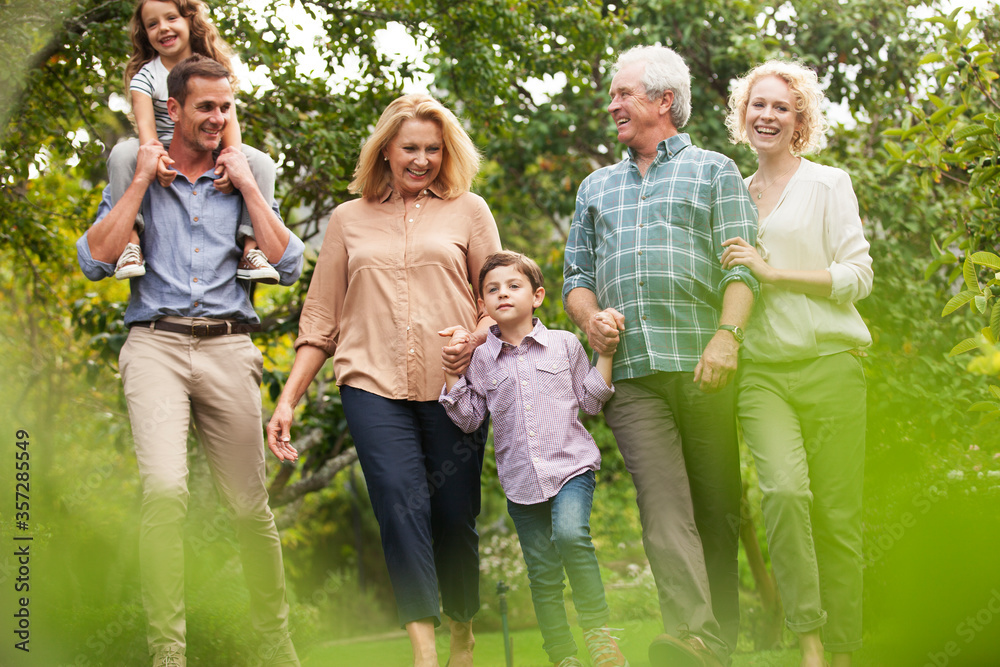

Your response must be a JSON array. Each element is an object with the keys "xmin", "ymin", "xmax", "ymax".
[{"xmin": 753, "ymin": 158, "xmax": 800, "ymax": 200}]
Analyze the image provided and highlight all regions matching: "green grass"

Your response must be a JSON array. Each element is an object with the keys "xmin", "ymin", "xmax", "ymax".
[{"xmin": 301, "ymin": 618, "xmax": 806, "ymax": 666}]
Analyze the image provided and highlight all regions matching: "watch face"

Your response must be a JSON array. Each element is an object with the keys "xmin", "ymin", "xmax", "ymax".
[{"xmin": 720, "ymin": 325, "xmax": 743, "ymax": 342}]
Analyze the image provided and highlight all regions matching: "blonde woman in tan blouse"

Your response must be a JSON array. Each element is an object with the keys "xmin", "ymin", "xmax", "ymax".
[{"xmin": 267, "ymin": 94, "xmax": 501, "ymax": 667}]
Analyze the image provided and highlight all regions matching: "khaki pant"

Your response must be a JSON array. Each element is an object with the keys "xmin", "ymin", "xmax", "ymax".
[
  {"xmin": 737, "ymin": 352, "xmax": 865, "ymax": 653},
  {"xmin": 119, "ymin": 319, "xmax": 290, "ymax": 655}
]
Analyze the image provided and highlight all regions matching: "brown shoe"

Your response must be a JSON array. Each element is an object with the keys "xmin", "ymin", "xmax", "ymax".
[
  {"xmin": 237, "ymin": 248, "xmax": 280, "ymax": 284},
  {"xmin": 583, "ymin": 625, "xmax": 630, "ymax": 666},
  {"xmin": 648, "ymin": 632, "xmax": 722, "ymax": 667}
]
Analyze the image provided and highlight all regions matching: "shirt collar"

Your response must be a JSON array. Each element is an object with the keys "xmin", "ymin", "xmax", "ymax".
[
  {"xmin": 626, "ymin": 132, "xmax": 691, "ymax": 165},
  {"xmin": 484, "ymin": 318, "xmax": 548, "ymax": 358},
  {"xmin": 165, "ymin": 162, "xmax": 224, "ymax": 186},
  {"xmin": 378, "ymin": 182, "xmax": 447, "ymax": 204}
]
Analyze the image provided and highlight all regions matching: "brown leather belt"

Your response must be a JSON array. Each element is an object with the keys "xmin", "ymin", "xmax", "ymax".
[{"xmin": 131, "ymin": 320, "xmax": 261, "ymax": 336}]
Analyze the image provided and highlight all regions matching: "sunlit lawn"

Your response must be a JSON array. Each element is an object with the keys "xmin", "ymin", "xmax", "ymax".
[{"xmin": 301, "ymin": 618, "xmax": 809, "ymax": 666}]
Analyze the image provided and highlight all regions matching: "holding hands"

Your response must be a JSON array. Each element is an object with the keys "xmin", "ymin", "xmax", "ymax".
[
  {"xmin": 439, "ymin": 325, "xmax": 481, "ymax": 377},
  {"xmin": 214, "ymin": 146, "xmax": 254, "ymax": 194},
  {"xmin": 586, "ymin": 308, "xmax": 625, "ymax": 357}
]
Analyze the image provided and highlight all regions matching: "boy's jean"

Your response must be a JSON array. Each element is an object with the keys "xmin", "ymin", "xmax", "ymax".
[{"xmin": 507, "ymin": 470, "xmax": 609, "ymax": 663}]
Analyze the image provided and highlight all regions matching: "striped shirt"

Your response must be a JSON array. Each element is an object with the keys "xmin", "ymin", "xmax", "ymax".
[
  {"xmin": 563, "ymin": 133, "xmax": 759, "ymax": 381},
  {"xmin": 440, "ymin": 320, "xmax": 614, "ymax": 505},
  {"xmin": 130, "ymin": 56, "xmax": 174, "ymax": 142}
]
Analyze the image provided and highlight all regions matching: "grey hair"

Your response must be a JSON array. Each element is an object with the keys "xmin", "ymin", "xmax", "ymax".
[{"xmin": 614, "ymin": 45, "xmax": 692, "ymax": 129}]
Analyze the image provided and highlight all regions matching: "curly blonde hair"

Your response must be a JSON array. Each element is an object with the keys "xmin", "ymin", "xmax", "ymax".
[
  {"xmin": 726, "ymin": 60, "xmax": 829, "ymax": 155},
  {"xmin": 123, "ymin": 0, "xmax": 234, "ymax": 93},
  {"xmin": 349, "ymin": 94, "xmax": 481, "ymax": 200}
]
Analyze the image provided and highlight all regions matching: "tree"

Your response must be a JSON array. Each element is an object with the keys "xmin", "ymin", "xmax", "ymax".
[{"xmin": 884, "ymin": 5, "xmax": 1000, "ymax": 413}]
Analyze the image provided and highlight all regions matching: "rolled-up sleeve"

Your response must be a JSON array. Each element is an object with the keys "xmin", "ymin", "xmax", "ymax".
[
  {"xmin": 465, "ymin": 195, "xmax": 503, "ymax": 324},
  {"xmin": 294, "ymin": 209, "xmax": 348, "ymax": 356},
  {"xmin": 826, "ymin": 170, "xmax": 873, "ymax": 305},
  {"xmin": 76, "ymin": 190, "xmax": 117, "ymax": 281},
  {"xmin": 712, "ymin": 162, "xmax": 760, "ymax": 299},
  {"xmin": 563, "ymin": 178, "xmax": 598, "ymax": 299},
  {"xmin": 273, "ymin": 202, "xmax": 305, "ymax": 286}
]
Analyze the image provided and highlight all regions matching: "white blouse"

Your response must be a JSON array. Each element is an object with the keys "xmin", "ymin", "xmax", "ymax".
[{"xmin": 742, "ymin": 158, "xmax": 873, "ymax": 363}]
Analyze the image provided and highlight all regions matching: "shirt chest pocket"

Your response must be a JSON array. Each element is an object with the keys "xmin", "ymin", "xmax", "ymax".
[
  {"xmin": 535, "ymin": 357, "xmax": 576, "ymax": 401},
  {"xmin": 486, "ymin": 368, "xmax": 516, "ymax": 414}
]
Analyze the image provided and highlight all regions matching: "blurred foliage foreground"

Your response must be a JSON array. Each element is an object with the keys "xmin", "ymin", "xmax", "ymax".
[{"xmin": 4, "ymin": 0, "xmax": 1000, "ymax": 665}]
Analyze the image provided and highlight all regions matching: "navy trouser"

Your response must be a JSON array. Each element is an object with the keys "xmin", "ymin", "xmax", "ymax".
[{"xmin": 341, "ymin": 385, "xmax": 487, "ymax": 626}]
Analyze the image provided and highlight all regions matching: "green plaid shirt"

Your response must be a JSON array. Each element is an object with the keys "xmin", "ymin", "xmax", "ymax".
[{"xmin": 563, "ymin": 133, "xmax": 759, "ymax": 381}]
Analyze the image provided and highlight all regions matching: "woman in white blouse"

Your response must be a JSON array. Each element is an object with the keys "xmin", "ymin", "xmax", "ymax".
[{"xmin": 721, "ymin": 61, "xmax": 873, "ymax": 667}]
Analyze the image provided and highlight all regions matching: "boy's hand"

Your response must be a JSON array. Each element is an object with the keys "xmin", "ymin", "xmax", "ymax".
[
  {"xmin": 439, "ymin": 325, "xmax": 475, "ymax": 376},
  {"xmin": 155, "ymin": 153, "xmax": 176, "ymax": 187}
]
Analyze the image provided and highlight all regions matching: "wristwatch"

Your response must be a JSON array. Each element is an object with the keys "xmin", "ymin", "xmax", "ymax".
[{"xmin": 717, "ymin": 324, "xmax": 745, "ymax": 344}]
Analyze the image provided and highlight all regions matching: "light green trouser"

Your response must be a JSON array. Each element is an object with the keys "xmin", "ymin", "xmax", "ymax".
[{"xmin": 737, "ymin": 351, "xmax": 865, "ymax": 653}]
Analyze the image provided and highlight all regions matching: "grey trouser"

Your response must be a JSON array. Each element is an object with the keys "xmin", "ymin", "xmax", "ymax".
[
  {"xmin": 107, "ymin": 138, "xmax": 275, "ymax": 244},
  {"xmin": 604, "ymin": 372, "xmax": 741, "ymax": 661}
]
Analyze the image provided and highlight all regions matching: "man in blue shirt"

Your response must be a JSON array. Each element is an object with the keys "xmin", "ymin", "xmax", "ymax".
[
  {"xmin": 564, "ymin": 46, "xmax": 758, "ymax": 667},
  {"xmin": 77, "ymin": 55, "xmax": 303, "ymax": 667}
]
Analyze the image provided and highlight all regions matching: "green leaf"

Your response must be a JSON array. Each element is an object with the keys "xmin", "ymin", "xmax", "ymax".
[
  {"xmin": 954, "ymin": 125, "xmax": 991, "ymax": 140},
  {"xmin": 942, "ymin": 289, "xmax": 978, "ymax": 315},
  {"xmin": 991, "ymin": 304, "xmax": 1000, "ymax": 341},
  {"xmin": 971, "ymin": 252, "xmax": 1000, "ymax": 269},
  {"xmin": 885, "ymin": 141, "xmax": 904, "ymax": 160},
  {"xmin": 965, "ymin": 255, "xmax": 980, "ymax": 290},
  {"xmin": 969, "ymin": 401, "xmax": 999, "ymax": 412},
  {"xmin": 950, "ymin": 338, "xmax": 979, "ymax": 356},
  {"xmin": 991, "ymin": 385, "xmax": 1000, "ymax": 401},
  {"xmin": 976, "ymin": 295, "xmax": 988, "ymax": 313},
  {"xmin": 918, "ymin": 53, "xmax": 946, "ymax": 66}
]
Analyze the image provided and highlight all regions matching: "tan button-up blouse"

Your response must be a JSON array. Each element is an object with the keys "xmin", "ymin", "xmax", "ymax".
[{"xmin": 296, "ymin": 185, "xmax": 502, "ymax": 402}]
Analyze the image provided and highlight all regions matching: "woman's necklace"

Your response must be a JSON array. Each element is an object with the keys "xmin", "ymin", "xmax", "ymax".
[{"xmin": 752, "ymin": 158, "xmax": 800, "ymax": 200}]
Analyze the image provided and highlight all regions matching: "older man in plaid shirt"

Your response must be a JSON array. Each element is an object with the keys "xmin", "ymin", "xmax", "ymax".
[{"xmin": 563, "ymin": 46, "xmax": 758, "ymax": 667}]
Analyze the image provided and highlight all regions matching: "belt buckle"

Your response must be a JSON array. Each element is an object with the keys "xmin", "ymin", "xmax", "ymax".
[{"xmin": 191, "ymin": 324, "xmax": 210, "ymax": 336}]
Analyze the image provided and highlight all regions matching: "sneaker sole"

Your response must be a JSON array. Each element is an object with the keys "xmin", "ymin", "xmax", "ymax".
[
  {"xmin": 116, "ymin": 266, "xmax": 146, "ymax": 279},
  {"xmin": 236, "ymin": 270, "xmax": 280, "ymax": 284}
]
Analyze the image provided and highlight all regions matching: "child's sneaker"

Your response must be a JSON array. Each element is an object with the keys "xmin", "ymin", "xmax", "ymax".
[
  {"xmin": 237, "ymin": 248, "xmax": 280, "ymax": 284},
  {"xmin": 584, "ymin": 626, "xmax": 630, "ymax": 667},
  {"xmin": 553, "ymin": 657, "xmax": 584, "ymax": 667},
  {"xmin": 115, "ymin": 242, "xmax": 146, "ymax": 279}
]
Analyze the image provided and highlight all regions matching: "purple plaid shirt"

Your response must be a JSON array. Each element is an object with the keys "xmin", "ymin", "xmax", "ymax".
[{"xmin": 440, "ymin": 319, "xmax": 614, "ymax": 504}]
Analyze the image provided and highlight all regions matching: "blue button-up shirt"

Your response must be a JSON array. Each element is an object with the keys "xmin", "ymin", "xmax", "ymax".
[
  {"xmin": 77, "ymin": 170, "xmax": 304, "ymax": 325},
  {"xmin": 563, "ymin": 133, "xmax": 759, "ymax": 381}
]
